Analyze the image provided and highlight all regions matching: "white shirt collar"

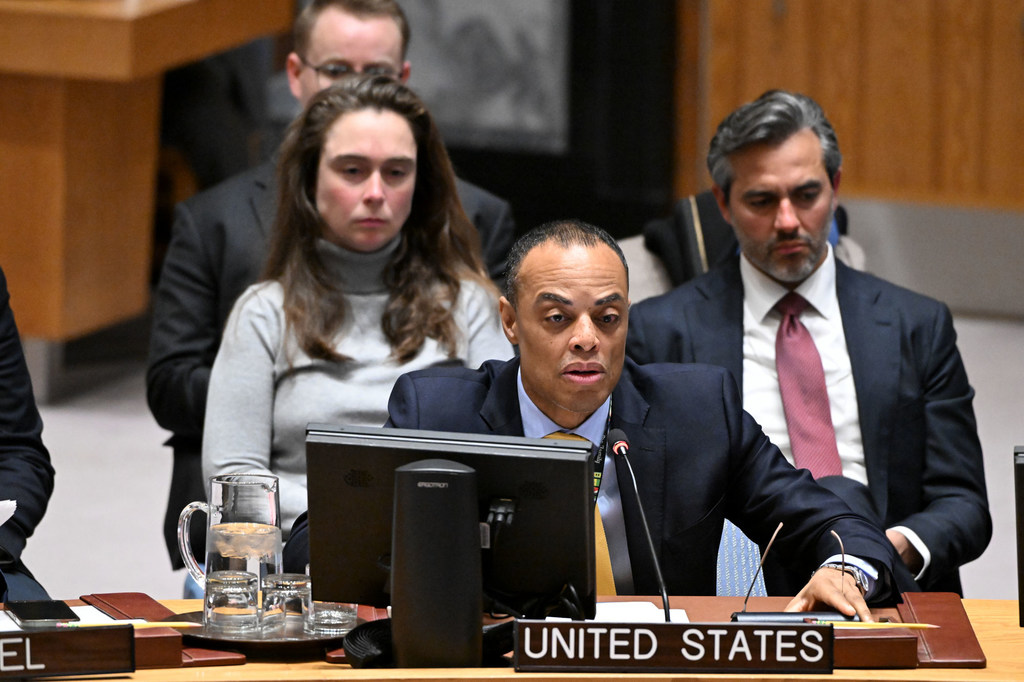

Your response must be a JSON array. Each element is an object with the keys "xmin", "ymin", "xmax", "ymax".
[
  {"xmin": 516, "ymin": 369, "xmax": 610, "ymax": 446},
  {"xmin": 739, "ymin": 244, "xmax": 840, "ymax": 323}
]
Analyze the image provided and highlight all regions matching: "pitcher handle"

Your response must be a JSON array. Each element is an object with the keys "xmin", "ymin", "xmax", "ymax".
[{"xmin": 178, "ymin": 501, "xmax": 208, "ymax": 587}]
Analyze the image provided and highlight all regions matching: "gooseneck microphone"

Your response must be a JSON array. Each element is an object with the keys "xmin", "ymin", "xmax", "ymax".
[
  {"xmin": 740, "ymin": 521, "xmax": 784, "ymax": 613},
  {"xmin": 607, "ymin": 429, "xmax": 671, "ymax": 622}
]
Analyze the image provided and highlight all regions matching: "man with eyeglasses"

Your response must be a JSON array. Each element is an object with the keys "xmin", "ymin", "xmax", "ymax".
[
  {"xmin": 148, "ymin": 0, "xmax": 517, "ymax": 584},
  {"xmin": 285, "ymin": 0, "xmax": 411, "ymax": 104}
]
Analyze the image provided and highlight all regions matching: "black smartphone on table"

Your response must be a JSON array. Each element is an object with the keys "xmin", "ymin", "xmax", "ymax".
[{"xmin": 4, "ymin": 600, "xmax": 80, "ymax": 629}]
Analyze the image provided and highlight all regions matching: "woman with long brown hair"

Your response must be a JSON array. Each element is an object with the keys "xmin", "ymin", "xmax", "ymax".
[{"xmin": 203, "ymin": 76, "xmax": 511, "ymax": 535}]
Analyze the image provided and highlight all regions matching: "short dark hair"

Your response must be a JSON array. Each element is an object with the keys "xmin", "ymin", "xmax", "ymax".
[
  {"xmin": 293, "ymin": 0, "xmax": 411, "ymax": 60},
  {"xmin": 707, "ymin": 89, "xmax": 841, "ymax": 201},
  {"xmin": 503, "ymin": 219, "xmax": 628, "ymax": 307}
]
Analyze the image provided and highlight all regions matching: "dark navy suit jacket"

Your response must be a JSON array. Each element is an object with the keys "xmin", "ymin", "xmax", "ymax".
[
  {"xmin": 289, "ymin": 357, "xmax": 897, "ymax": 600},
  {"xmin": 0, "ymin": 267, "xmax": 54, "ymax": 600},
  {"xmin": 147, "ymin": 160, "xmax": 516, "ymax": 566},
  {"xmin": 627, "ymin": 256, "xmax": 990, "ymax": 593}
]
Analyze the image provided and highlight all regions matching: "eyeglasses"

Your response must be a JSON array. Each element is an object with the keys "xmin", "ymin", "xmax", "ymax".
[{"xmin": 298, "ymin": 55, "xmax": 399, "ymax": 83}]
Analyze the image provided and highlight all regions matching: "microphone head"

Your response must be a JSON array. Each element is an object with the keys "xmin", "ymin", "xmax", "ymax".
[{"xmin": 608, "ymin": 428, "xmax": 630, "ymax": 456}]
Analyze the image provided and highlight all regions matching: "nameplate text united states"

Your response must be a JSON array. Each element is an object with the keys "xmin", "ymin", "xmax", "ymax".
[{"xmin": 514, "ymin": 620, "xmax": 833, "ymax": 673}]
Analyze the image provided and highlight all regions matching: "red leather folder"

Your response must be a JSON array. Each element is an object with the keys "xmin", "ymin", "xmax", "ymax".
[
  {"xmin": 897, "ymin": 591, "xmax": 986, "ymax": 668},
  {"xmin": 80, "ymin": 592, "xmax": 245, "ymax": 668}
]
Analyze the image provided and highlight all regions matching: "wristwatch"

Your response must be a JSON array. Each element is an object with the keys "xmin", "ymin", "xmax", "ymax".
[{"xmin": 818, "ymin": 563, "xmax": 869, "ymax": 596}]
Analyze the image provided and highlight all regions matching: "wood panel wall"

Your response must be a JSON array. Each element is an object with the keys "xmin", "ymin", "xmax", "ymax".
[{"xmin": 676, "ymin": 0, "xmax": 1024, "ymax": 211}]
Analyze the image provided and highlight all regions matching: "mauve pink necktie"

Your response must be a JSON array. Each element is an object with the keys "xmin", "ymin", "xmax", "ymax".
[{"xmin": 775, "ymin": 292, "xmax": 842, "ymax": 479}]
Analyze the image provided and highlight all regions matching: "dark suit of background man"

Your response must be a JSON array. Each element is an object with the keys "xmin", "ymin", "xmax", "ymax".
[
  {"xmin": 147, "ymin": 0, "xmax": 516, "ymax": 572},
  {"xmin": 0, "ymin": 266, "xmax": 54, "ymax": 601},
  {"xmin": 372, "ymin": 219, "xmax": 900, "ymax": 618},
  {"xmin": 627, "ymin": 90, "xmax": 990, "ymax": 594}
]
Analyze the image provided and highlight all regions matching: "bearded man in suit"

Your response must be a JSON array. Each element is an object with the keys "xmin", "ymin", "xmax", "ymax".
[{"xmin": 627, "ymin": 90, "xmax": 990, "ymax": 593}]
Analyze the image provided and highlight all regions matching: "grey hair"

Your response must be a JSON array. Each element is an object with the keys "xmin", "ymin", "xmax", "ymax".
[{"xmin": 707, "ymin": 90, "xmax": 841, "ymax": 201}]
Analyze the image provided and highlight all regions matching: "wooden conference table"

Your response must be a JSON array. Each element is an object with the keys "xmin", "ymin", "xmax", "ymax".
[
  {"xmin": 0, "ymin": 0, "xmax": 291, "ymax": 345},
  {"xmin": 104, "ymin": 598, "xmax": 1022, "ymax": 681}
]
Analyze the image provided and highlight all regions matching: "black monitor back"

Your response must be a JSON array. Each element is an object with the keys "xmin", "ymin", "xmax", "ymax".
[
  {"xmin": 1016, "ymin": 446, "xmax": 1024, "ymax": 626},
  {"xmin": 305, "ymin": 424, "xmax": 596, "ymax": 618}
]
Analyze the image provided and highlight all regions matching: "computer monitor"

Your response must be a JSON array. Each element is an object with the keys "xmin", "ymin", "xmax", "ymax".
[
  {"xmin": 1015, "ymin": 446, "xmax": 1024, "ymax": 627},
  {"xmin": 304, "ymin": 424, "xmax": 597, "ymax": 619}
]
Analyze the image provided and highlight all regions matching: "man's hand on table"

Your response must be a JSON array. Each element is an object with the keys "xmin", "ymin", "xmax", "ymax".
[{"xmin": 784, "ymin": 566, "xmax": 874, "ymax": 622}]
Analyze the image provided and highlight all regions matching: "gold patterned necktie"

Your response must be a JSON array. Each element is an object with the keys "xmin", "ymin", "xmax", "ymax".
[{"xmin": 544, "ymin": 431, "xmax": 617, "ymax": 595}]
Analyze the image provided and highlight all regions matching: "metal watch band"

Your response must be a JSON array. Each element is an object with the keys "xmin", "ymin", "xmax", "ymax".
[{"xmin": 818, "ymin": 563, "xmax": 869, "ymax": 596}]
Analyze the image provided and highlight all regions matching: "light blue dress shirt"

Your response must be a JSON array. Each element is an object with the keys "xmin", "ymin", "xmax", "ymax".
[{"xmin": 516, "ymin": 371, "xmax": 634, "ymax": 593}]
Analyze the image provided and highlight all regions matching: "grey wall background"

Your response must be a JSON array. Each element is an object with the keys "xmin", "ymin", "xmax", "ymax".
[{"xmin": 843, "ymin": 199, "xmax": 1024, "ymax": 320}]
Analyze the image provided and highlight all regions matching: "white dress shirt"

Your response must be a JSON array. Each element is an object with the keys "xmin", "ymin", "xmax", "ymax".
[
  {"xmin": 739, "ymin": 246, "xmax": 929, "ymax": 578},
  {"xmin": 740, "ymin": 246, "xmax": 866, "ymax": 484}
]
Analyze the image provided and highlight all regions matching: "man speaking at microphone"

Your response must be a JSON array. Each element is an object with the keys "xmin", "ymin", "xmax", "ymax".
[{"xmin": 383, "ymin": 219, "xmax": 899, "ymax": 619}]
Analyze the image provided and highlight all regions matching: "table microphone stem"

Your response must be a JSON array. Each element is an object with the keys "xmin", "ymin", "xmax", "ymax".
[{"xmin": 608, "ymin": 429, "xmax": 671, "ymax": 622}]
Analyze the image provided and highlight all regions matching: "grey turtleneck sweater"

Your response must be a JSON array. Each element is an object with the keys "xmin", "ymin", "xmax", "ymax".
[{"xmin": 202, "ymin": 238, "xmax": 513, "ymax": 535}]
